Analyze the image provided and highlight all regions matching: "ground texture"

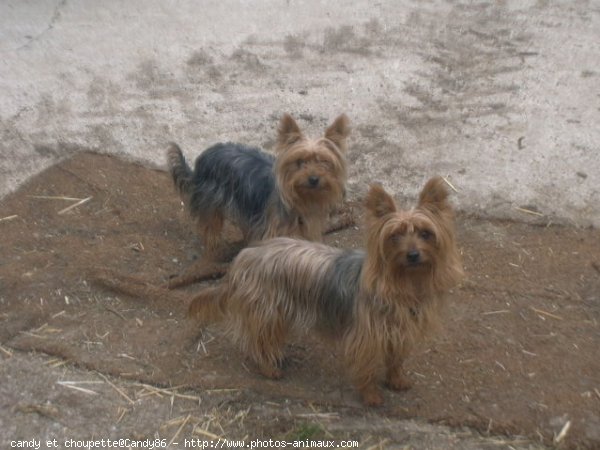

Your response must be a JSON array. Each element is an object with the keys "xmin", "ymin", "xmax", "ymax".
[{"xmin": 1, "ymin": 154, "xmax": 598, "ymax": 449}]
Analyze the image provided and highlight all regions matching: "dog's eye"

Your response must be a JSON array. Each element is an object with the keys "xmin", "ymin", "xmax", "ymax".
[
  {"xmin": 420, "ymin": 230, "xmax": 433, "ymax": 240},
  {"xmin": 296, "ymin": 159, "xmax": 305, "ymax": 168},
  {"xmin": 321, "ymin": 160, "xmax": 334, "ymax": 171},
  {"xmin": 389, "ymin": 232, "xmax": 401, "ymax": 243}
]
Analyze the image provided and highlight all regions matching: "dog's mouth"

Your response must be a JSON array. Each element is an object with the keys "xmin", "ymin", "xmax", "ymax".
[
  {"xmin": 405, "ymin": 261, "xmax": 425, "ymax": 269},
  {"xmin": 396, "ymin": 258, "xmax": 430, "ymax": 270},
  {"xmin": 298, "ymin": 181, "xmax": 329, "ymax": 192}
]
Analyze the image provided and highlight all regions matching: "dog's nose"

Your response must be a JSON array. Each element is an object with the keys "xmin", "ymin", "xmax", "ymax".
[
  {"xmin": 308, "ymin": 176, "xmax": 320, "ymax": 187},
  {"xmin": 407, "ymin": 250, "xmax": 420, "ymax": 264}
]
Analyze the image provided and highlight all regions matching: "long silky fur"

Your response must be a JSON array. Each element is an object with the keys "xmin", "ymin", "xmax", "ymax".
[{"xmin": 189, "ymin": 177, "xmax": 463, "ymax": 405}]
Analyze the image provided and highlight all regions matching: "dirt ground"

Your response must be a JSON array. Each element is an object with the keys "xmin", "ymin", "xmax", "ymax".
[{"xmin": 1, "ymin": 153, "xmax": 599, "ymax": 449}]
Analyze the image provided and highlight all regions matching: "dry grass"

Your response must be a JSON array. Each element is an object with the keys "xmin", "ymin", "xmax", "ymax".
[
  {"xmin": 514, "ymin": 206, "xmax": 544, "ymax": 217},
  {"xmin": 26, "ymin": 194, "xmax": 92, "ymax": 214}
]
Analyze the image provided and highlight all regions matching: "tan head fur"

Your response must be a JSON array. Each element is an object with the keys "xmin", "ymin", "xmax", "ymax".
[
  {"xmin": 364, "ymin": 177, "xmax": 463, "ymax": 298},
  {"xmin": 274, "ymin": 114, "xmax": 349, "ymax": 217}
]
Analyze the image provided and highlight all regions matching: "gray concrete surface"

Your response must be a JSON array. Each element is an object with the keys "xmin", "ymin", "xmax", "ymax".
[{"xmin": 1, "ymin": 0, "xmax": 599, "ymax": 226}]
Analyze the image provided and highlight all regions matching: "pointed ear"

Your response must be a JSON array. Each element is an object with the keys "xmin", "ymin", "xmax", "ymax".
[
  {"xmin": 418, "ymin": 176, "xmax": 450, "ymax": 211},
  {"xmin": 277, "ymin": 113, "xmax": 303, "ymax": 151},
  {"xmin": 324, "ymin": 113, "xmax": 350, "ymax": 152},
  {"xmin": 365, "ymin": 183, "xmax": 397, "ymax": 219}
]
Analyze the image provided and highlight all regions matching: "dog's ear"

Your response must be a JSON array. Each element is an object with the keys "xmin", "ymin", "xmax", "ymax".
[
  {"xmin": 277, "ymin": 113, "xmax": 303, "ymax": 151},
  {"xmin": 418, "ymin": 176, "xmax": 450, "ymax": 212},
  {"xmin": 324, "ymin": 114, "xmax": 350, "ymax": 153},
  {"xmin": 365, "ymin": 183, "xmax": 397, "ymax": 219}
]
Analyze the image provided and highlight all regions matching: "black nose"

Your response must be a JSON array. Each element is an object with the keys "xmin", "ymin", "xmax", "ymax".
[
  {"xmin": 407, "ymin": 250, "xmax": 420, "ymax": 264},
  {"xmin": 308, "ymin": 176, "xmax": 320, "ymax": 187}
]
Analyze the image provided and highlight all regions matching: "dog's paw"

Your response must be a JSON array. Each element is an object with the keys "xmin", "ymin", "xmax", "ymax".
[
  {"xmin": 386, "ymin": 373, "xmax": 412, "ymax": 391},
  {"xmin": 360, "ymin": 385, "xmax": 384, "ymax": 407}
]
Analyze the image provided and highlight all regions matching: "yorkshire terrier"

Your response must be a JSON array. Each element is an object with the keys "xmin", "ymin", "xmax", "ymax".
[
  {"xmin": 166, "ymin": 113, "xmax": 351, "ymax": 287},
  {"xmin": 188, "ymin": 177, "xmax": 464, "ymax": 406}
]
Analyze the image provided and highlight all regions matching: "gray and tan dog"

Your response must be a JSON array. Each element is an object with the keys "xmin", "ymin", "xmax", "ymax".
[
  {"xmin": 189, "ymin": 177, "xmax": 464, "ymax": 406},
  {"xmin": 167, "ymin": 113, "xmax": 351, "ymax": 287}
]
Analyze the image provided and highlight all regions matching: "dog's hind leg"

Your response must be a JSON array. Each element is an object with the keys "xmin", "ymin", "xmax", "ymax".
[
  {"xmin": 200, "ymin": 210, "xmax": 225, "ymax": 258},
  {"xmin": 166, "ymin": 238, "xmax": 247, "ymax": 290},
  {"xmin": 165, "ymin": 259, "xmax": 229, "ymax": 289},
  {"xmin": 88, "ymin": 267, "xmax": 187, "ymax": 306}
]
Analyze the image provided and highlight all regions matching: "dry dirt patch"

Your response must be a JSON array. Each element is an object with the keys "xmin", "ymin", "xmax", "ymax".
[{"xmin": 0, "ymin": 153, "xmax": 599, "ymax": 449}]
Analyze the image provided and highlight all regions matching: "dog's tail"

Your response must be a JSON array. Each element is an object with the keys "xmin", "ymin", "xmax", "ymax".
[
  {"xmin": 166, "ymin": 142, "xmax": 194, "ymax": 198},
  {"xmin": 187, "ymin": 285, "xmax": 226, "ymax": 324}
]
